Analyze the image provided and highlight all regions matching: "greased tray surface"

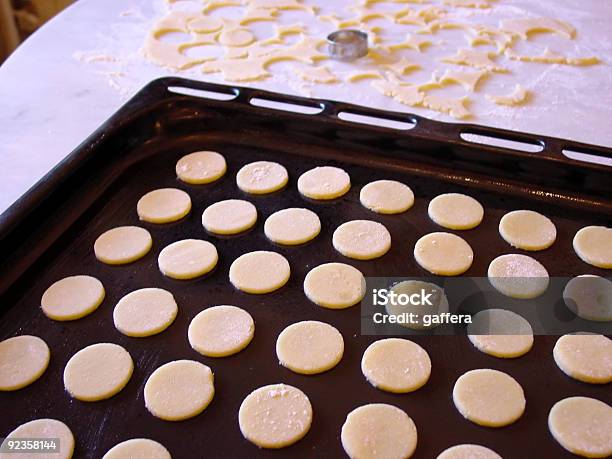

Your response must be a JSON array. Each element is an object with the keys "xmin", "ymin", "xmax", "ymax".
[{"xmin": 0, "ymin": 79, "xmax": 611, "ymax": 458}]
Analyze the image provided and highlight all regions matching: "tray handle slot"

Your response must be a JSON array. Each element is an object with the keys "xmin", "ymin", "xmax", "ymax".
[
  {"xmin": 167, "ymin": 85, "xmax": 238, "ymax": 101},
  {"xmin": 562, "ymin": 147, "xmax": 612, "ymax": 167},
  {"xmin": 248, "ymin": 96, "xmax": 324, "ymax": 115},
  {"xmin": 337, "ymin": 111, "xmax": 416, "ymax": 131},
  {"xmin": 459, "ymin": 130, "xmax": 544, "ymax": 153}
]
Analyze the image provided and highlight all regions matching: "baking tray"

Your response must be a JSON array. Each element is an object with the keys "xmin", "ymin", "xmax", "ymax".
[{"xmin": 0, "ymin": 77, "xmax": 610, "ymax": 459}]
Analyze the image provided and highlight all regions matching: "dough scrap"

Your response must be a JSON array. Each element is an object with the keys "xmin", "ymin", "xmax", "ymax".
[
  {"xmin": 385, "ymin": 280, "xmax": 450, "ymax": 330},
  {"xmin": 158, "ymin": 239, "xmax": 218, "ymax": 279},
  {"xmin": 486, "ymin": 84, "xmax": 529, "ymax": 106},
  {"xmin": 102, "ymin": 439, "xmax": 171, "ymax": 459},
  {"xmin": 297, "ymin": 166, "xmax": 350, "ymax": 200},
  {"xmin": 304, "ymin": 262, "xmax": 366, "ymax": 309},
  {"xmin": 362, "ymin": 338, "xmax": 431, "ymax": 393},
  {"xmin": 443, "ymin": 0, "xmax": 491, "ymax": 8},
  {"xmin": 239, "ymin": 383, "xmax": 312, "ymax": 449},
  {"xmin": 428, "ymin": 193, "xmax": 484, "ymax": 230},
  {"xmin": 467, "ymin": 309, "xmax": 534, "ymax": 358},
  {"xmin": 264, "ymin": 208, "xmax": 320, "ymax": 245},
  {"xmin": 414, "ymin": 232, "xmax": 474, "ymax": 276},
  {"xmin": 501, "ymin": 17, "xmax": 575, "ymax": 39},
  {"xmin": 94, "ymin": 226, "xmax": 152, "ymax": 265},
  {"xmin": 144, "ymin": 360, "xmax": 215, "ymax": 421},
  {"xmin": 41, "ymin": 275, "xmax": 105, "ymax": 321},
  {"xmin": 453, "ymin": 369, "xmax": 525, "ymax": 427},
  {"xmin": 360, "ymin": 180, "xmax": 414, "ymax": 214},
  {"xmin": 276, "ymin": 321, "xmax": 344, "ymax": 374},
  {"xmin": 488, "ymin": 254, "xmax": 549, "ymax": 299},
  {"xmin": 387, "ymin": 33, "xmax": 432, "ymax": 52},
  {"xmin": 341, "ymin": 404, "xmax": 417, "ymax": 459},
  {"xmin": 137, "ymin": 188, "xmax": 191, "ymax": 223},
  {"xmin": 437, "ymin": 444, "xmax": 502, "ymax": 459},
  {"xmin": 499, "ymin": 209, "xmax": 556, "ymax": 250},
  {"xmin": 113, "ymin": 288, "xmax": 178, "ymax": 337},
  {"xmin": 0, "ymin": 419, "xmax": 74, "ymax": 459},
  {"xmin": 293, "ymin": 65, "xmax": 338, "ymax": 83},
  {"xmin": 333, "ymin": 220, "xmax": 391, "ymax": 260},
  {"xmin": 505, "ymin": 47, "xmax": 600, "ymax": 66},
  {"xmin": 0, "ymin": 335, "xmax": 50, "ymax": 391},
  {"xmin": 202, "ymin": 199, "xmax": 257, "ymax": 234},
  {"xmin": 423, "ymin": 95, "xmax": 471, "ymax": 119},
  {"xmin": 372, "ymin": 80, "xmax": 425, "ymax": 108},
  {"xmin": 563, "ymin": 275, "xmax": 612, "ymax": 322},
  {"xmin": 440, "ymin": 69, "xmax": 488, "ymax": 92},
  {"xmin": 553, "ymin": 334, "xmax": 612, "ymax": 384},
  {"xmin": 188, "ymin": 305, "xmax": 254, "ymax": 357},
  {"xmin": 385, "ymin": 57, "xmax": 421, "ymax": 76},
  {"xmin": 441, "ymin": 48, "xmax": 507, "ymax": 72},
  {"xmin": 236, "ymin": 161, "xmax": 288, "ymax": 194},
  {"xmin": 64, "ymin": 343, "xmax": 133, "ymax": 402},
  {"xmin": 573, "ymin": 226, "xmax": 612, "ymax": 269},
  {"xmin": 229, "ymin": 251, "xmax": 290, "ymax": 293},
  {"xmin": 176, "ymin": 151, "xmax": 227, "ymax": 184},
  {"xmin": 548, "ymin": 397, "xmax": 612, "ymax": 458}
]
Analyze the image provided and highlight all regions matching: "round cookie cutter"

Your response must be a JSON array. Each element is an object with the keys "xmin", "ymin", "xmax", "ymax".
[{"xmin": 327, "ymin": 29, "xmax": 368, "ymax": 61}]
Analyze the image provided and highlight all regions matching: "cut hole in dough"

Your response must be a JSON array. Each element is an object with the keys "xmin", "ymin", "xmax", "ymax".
[
  {"xmin": 488, "ymin": 253, "xmax": 549, "ymax": 299},
  {"xmin": 113, "ymin": 288, "xmax": 178, "ymax": 337},
  {"xmin": 303, "ymin": 262, "xmax": 366, "ymax": 309},
  {"xmin": 229, "ymin": 251, "xmax": 290, "ymax": 294},
  {"xmin": 0, "ymin": 335, "xmax": 50, "ymax": 391},
  {"xmin": 437, "ymin": 444, "xmax": 502, "ymax": 459},
  {"xmin": 236, "ymin": 161, "xmax": 289, "ymax": 194},
  {"xmin": 144, "ymin": 360, "xmax": 214, "ymax": 421},
  {"xmin": 499, "ymin": 210, "xmax": 556, "ymax": 251},
  {"xmin": 176, "ymin": 151, "xmax": 226, "ymax": 184},
  {"xmin": 1, "ymin": 419, "xmax": 75, "ymax": 459},
  {"xmin": 428, "ymin": 193, "xmax": 484, "ymax": 230},
  {"xmin": 94, "ymin": 226, "xmax": 152, "ymax": 265},
  {"xmin": 385, "ymin": 280, "xmax": 449, "ymax": 330},
  {"xmin": 414, "ymin": 232, "xmax": 474, "ymax": 275},
  {"xmin": 158, "ymin": 239, "xmax": 218, "ymax": 279},
  {"xmin": 41, "ymin": 275, "xmax": 105, "ymax": 321},
  {"xmin": 573, "ymin": 226, "xmax": 612, "ymax": 269},
  {"xmin": 202, "ymin": 199, "xmax": 257, "ymax": 235},
  {"xmin": 188, "ymin": 305, "xmax": 254, "ymax": 357},
  {"xmin": 102, "ymin": 438, "xmax": 171, "ymax": 459},
  {"xmin": 563, "ymin": 275, "xmax": 612, "ymax": 322},
  {"xmin": 276, "ymin": 321, "xmax": 344, "ymax": 374},
  {"xmin": 137, "ymin": 188, "xmax": 191, "ymax": 223},
  {"xmin": 341, "ymin": 404, "xmax": 417, "ymax": 459},
  {"xmin": 333, "ymin": 220, "xmax": 391, "ymax": 260},
  {"xmin": 297, "ymin": 166, "xmax": 351, "ymax": 200},
  {"xmin": 467, "ymin": 309, "xmax": 534, "ymax": 358},
  {"xmin": 239, "ymin": 383, "xmax": 312, "ymax": 449},
  {"xmin": 264, "ymin": 208, "xmax": 320, "ymax": 245},
  {"xmin": 360, "ymin": 180, "xmax": 414, "ymax": 214},
  {"xmin": 64, "ymin": 343, "xmax": 133, "ymax": 402},
  {"xmin": 553, "ymin": 334, "xmax": 612, "ymax": 384}
]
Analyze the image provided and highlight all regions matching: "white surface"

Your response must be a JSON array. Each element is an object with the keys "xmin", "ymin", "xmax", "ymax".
[{"xmin": 0, "ymin": 0, "xmax": 611, "ymax": 215}]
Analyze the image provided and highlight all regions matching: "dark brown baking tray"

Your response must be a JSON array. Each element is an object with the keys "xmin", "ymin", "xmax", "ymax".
[{"xmin": 0, "ymin": 77, "xmax": 610, "ymax": 459}]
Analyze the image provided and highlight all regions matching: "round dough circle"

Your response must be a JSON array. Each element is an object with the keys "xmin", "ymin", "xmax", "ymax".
[
  {"xmin": 453, "ymin": 369, "xmax": 525, "ymax": 427},
  {"xmin": 158, "ymin": 239, "xmax": 218, "ymax": 280},
  {"xmin": 0, "ymin": 335, "xmax": 50, "ymax": 391},
  {"xmin": 553, "ymin": 334, "xmax": 612, "ymax": 384},
  {"xmin": 188, "ymin": 305, "xmax": 254, "ymax": 357},
  {"xmin": 236, "ymin": 161, "xmax": 288, "ymax": 195},
  {"xmin": 176, "ymin": 151, "xmax": 226, "ymax": 184},
  {"xmin": 467, "ymin": 309, "xmax": 534, "ymax": 358},
  {"xmin": 94, "ymin": 226, "xmax": 152, "ymax": 265},
  {"xmin": 414, "ymin": 232, "xmax": 473, "ymax": 276},
  {"xmin": 144, "ymin": 360, "xmax": 214, "ymax": 421},
  {"xmin": 437, "ymin": 444, "xmax": 502, "ymax": 459},
  {"xmin": 333, "ymin": 220, "xmax": 391, "ymax": 260},
  {"xmin": 264, "ymin": 208, "xmax": 320, "ymax": 245},
  {"xmin": 499, "ymin": 210, "xmax": 556, "ymax": 251},
  {"xmin": 102, "ymin": 438, "xmax": 171, "ymax": 459},
  {"xmin": 238, "ymin": 383, "xmax": 312, "ymax": 449},
  {"xmin": 361, "ymin": 338, "xmax": 431, "ymax": 393},
  {"xmin": 113, "ymin": 288, "xmax": 178, "ymax": 337},
  {"xmin": 137, "ymin": 188, "xmax": 191, "ymax": 224},
  {"xmin": 303, "ymin": 262, "xmax": 366, "ymax": 309},
  {"xmin": 428, "ymin": 193, "xmax": 484, "ymax": 230},
  {"xmin": 573, "ymin": 226, "xmax": 612, "ymax": 269},
  {"xmin": 563, "ymin": 275, "xmax": 612, "ymax": 321},
  {"xmin": 341, "ymin": 403, "xmax": 417, "ymax": 459},
  {"xmin": 297, "ymin": 166, "xmax": 350, "ymax": 200},
  {"xmin": 360, "ymin": 180, "xmax": 414, "ymax": 214},
  {"xmin": 229, "ymin": 251, "xmax": 290, "ymax": 294},
  {"xmin": 548, "ymin": 397, "xmax": 612, "ymax": 458},
  {"xmin": 2, "ymin": 419, "xmax": 75, "ymax": 459},
  {"xmin": 64, "ymin": 343, "xmax": 133, "ymax": 402},
  {"xmin": 41, "ymin": 275, "xmax": 105, "ymax": 321},
  {"xmin": 385, "ymin": 280, "xmax": 449, "ymax": 330},
  {"xmin": 487, "ymin": 254, "xmax": 549, "ymax": 299},
  {"xmin": 202, "ymin": 199, "xmax": 257, "ymax": 235},
  {"xmin": 276, "ymin": 321, "xmax": 344, "ymax": 374}
]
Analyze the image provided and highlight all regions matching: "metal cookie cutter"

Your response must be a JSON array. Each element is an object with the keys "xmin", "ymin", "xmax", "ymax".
[{"xmin": 327, "ymin": 29, "xmax": 369, "ymax": 61}]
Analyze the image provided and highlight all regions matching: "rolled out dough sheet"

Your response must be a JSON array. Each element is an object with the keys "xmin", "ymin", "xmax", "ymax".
[
  {"xmin": 0, "ymin": 335, "xmax": 50, "ymax": 391},
  {"xmin": 41, "ymin": 275, "xmax": 105, "ymax": 321}
]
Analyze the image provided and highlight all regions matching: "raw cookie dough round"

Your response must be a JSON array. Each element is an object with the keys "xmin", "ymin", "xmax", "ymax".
[
  {"xmin": 428, "ymin": 193, "xmax": 484, "ymax": 230},
  {"xmin": 573, "ymin": 226, "xmax": 612, "ymax": 269},
  {"xmin": 487, "ymin": 254, "xmax": 549, "ymax": 299},
  {"xmin": 276, "ymin": 321, "xmax": 344, "ymax": 374},
  {"xmin": 202, "ymin": 199, "xmax": 257, "ymax": 235},
  {"xmin": 303, "ymin": 262, "xmax": 366, "ymax": 309},
  {"xmin": 297, "ymin": 166, "xmax": 350, "ymax": 200},
  {"xmin": 236, "ymin": 161, "xmax": 288, "ymax": 194},
  {"xmin": 264, "ymin": 208, "xmax": 320, "ymax": 245},
  {"xmin": 137, "ymin": 188, "xmax": 191, "ymax": 224},
  {"xmin": 188, "ymin": 305, "xmax": 254, "ymax": 357},
  {"xmin": 548, "ymin": 397, "xmax": 612, "ymax": 458},
  {"xmin": 341, "ymin": 403, "xmax": 417, "ymax": 459},
  {"xmin": 553, "ymin": 334, "xmax": 612, "ymax": 384},
  {"xmin": 239, "ymin": 383, "xmax": 312, "ymax": 449},
  {"xmin": 41, "ymin": 275, "xmax": 105, "ymax": 321},
  {"xmin": 113, "ymin": 288, "xmax": 178, "ymax": 337},
  {"xmin": 64, "ymin": 343, "xmax": 133, "ymax": 402},
  {"xmin": 229, "ymin": 251, "xmax": 290, "ymax": 294},
  {"xmin": 467, "ymin": 309, "xmax": 534, "ymax": 358},
  {"xmin": 332, "ymin": 220, "xmax": 391, "ymax": 260},
  {"xmin": 437, "ymin": 444, "xmax": 502, "ymax": 459},
  {"xmin": 453, "ymin": 369, "xmax": 525, "ymax": 427},
  {"xmin": 385, "ymin": 280, "xmax": 449, "ymax": 330},
  {"xmin": 94, "ymin": 226, "xmax": 152, "ymax": 265},
  {"xmin": 0, "ymin": 335, "xmax": 50, "ymax": 391},
  {"xmin": 102, "ymin": 438, "xmax": 171, "ymax": 459},
  {"xmin": 499, "ymin": 210, "xmax": 556, "ymax": 251},
  {"xmin": 176, "ymin": 151, "xmax": 226, "ymax": 184},
  {"xmin": 144, "ymin": 360, "xmax": 214, "ymax": 421},
  {"xmin": 414, "ymin": 232, "xmax": 473, "ymax": 276},
  {"xmin": 361, "ymin": 338, "xmax": 431, "ymax": 393},
  {"xmin": 158, "ymin": 239, "xmax": 218, "ymax": 280},
  {"xmin": 1, "ymin": 419, "xmax": 75, "ymax": 459},
  {"xmin": 360, "ymin": 180, "xmax": 414, "ymax": 214},
  {"xmin": 563, "ymin": 275, "xmax": 612, "ymax": 321}
]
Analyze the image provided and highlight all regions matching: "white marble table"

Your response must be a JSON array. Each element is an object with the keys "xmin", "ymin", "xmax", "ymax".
[{"xmin": 0, "ymin": 0, "xmax": 610, "ymax": 216}]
